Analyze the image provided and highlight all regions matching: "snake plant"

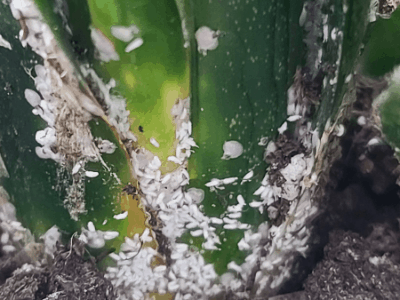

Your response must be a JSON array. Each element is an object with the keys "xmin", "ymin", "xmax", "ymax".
[{"xmin": 1, "ymin": 0, "xmax": 392, "ymax": 298}]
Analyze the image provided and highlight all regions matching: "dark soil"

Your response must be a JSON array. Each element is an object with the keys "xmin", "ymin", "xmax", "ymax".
[
  {"xmin": 0, "ymin": 239, "xmax": 116, "ymax": 300},
  {"xmin": 304, "ymin": 228, "xmax": 400, "ymax": 299},
  {"xmin": 278, "ymin": 75, "xmax": 400, "ymax": 299}
]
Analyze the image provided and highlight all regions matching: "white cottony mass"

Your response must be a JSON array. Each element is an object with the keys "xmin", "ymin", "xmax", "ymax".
[{"xmin": 195, "ymin": 26, "xmax": 220, "ymax": 55}]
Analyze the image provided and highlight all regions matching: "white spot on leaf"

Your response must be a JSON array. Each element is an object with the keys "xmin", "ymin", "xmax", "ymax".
[{"xmin": 222, "ymin": 140, "xmax": 243, "ymax": 160}]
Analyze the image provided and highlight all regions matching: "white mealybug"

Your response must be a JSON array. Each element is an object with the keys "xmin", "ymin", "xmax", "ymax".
[
  {"xmin": 357, "ymin": 116, "xmax": 366, "ymax": 126},
  {"xmin": 103, "ymin": 231, "xmax": 119, "ymax": 240},
  {"xmin": 227, "ymin": 205, "xmax": 242, "ymax": 213},
  {"xmin": 2, "ymin": 245, "xmax": 16, "ymax": 253},
  {"xmin": 154, "ymin": 265, "xmax": 167, "ymax": 273},
  {"xmin": 125, "ymin": 37, "xmax": 144, "ymax": 53},
  {"xmin": 335, "ymin": 124, "xmax": 345, "ymax": 137},
  {"xmin": 156, "ymin": 192, "xmax": 165, "ymax": 205},
  {"xmin": 90, "ymin": 27, "xmax": 120, "ymax": 62},
  {"xmin": 140, "ymin": 228, "xmax": 153, "ymax": 242},
  {"xmin": 345, "ymin": 73, "xmax": 353, "ymax": 83},
  {"xmin": 228, "ymin": 212, "xmax": 241, "ymax": 219},
  {"xmin": 367, "ymin": 138, "xmax": 380, "ymax": 146},
  {"xmin": 323, "ymin": 24, "xmax": 328, "ymax": 42},
  {"xmin": 287, "ymin": 115, "xmax": 302, "ymax": 122},
  {"xmin": 85, "ymin": 171, "xmax": 99, "ymax": 178},
  {"xmin": 79, "ymin": 93, "xmax": 105, "ymax": 117},
  {"xmin": 265, "ymin": 141, "xmax": 277, "ymax": 157},
  {"xmin": 243, "ymin": 170, "xmax": 254, "ymax": 181},
  {"xmin": 168, "ymin": 281, "xmax": 179, "ymax": 293},
  {"xmin": 113, "ymin": 211, "xmax": 128, "ymax": 220},
  {"xmin": 222, "ymin": 177, "xmax": 238, "ymax": 185},
  {"xmin": 190, "ymin": 229, "xmax": 203, "ymax": 237},
  {"xmin": 0, "ymin": 34, "xmax": 12, "ymax": 50},
  {"xmin": 299, "ymin": 3, "xmax": 308, "ymax": 26},
  {"xmin": 72, "ymin": 162, "xmax": 81, "ymax": 175},
  {"xmin": 109, "ymin": 252, "xmax": 121, "ymax": 261},
  {"xmin": 24, "ymin": 89, "xmax": 41, "ymax": 107},
  {"xmin": 210, "ymin": 217, "xmax": 223, "ymax": 225},
  {"xmin": 111, "ymin": 25, "xmax": 139, "ymax": 42},
  {"xmin": 175, "ymin": 243, "xmax": 189, "ymax": 253},
  {"xmin": 35, "ymin": 127, "xmax": 56, "ymax": 146},
  {"xmin": 149, "ymin": 155, "xmax": 162, "ymax": 170},
  {"xmin": 253, "ymin": 186, "xmax": 266, "ymax": 196},
  {"xmin": 227, "ymin": 261, "xmax": 242, "ymax": 273},
  {"xmin": 237, "ymin": 238, "xmax": 251, "ymax": 251},
  {"xmin": 0, "ymin": 232, "xmax": 9, "ymax": 244},
  {"xmin": 150, "ymin": 137, "xmax": 160, "ymax": 148},
  {"xmin": 331, "ymin": 28, "xmax": 338, "ymax": 40},
  {"xmin": 87, "ymin": 221, "xmax": 96, "ymax": 232},
  {"xmin": 161, "ymin": 173, "xmax": 172, "ymax": 184},
  {"xmin": 237, "ymin": 194, "xmax": 246, "ymax": 206},
  {"xmin": 224, "ymin": 224, "xmax": 238, "ymax": 230},
  {"xmin": 223, "ymin": 217, "xmax": 236, "ymax": 224},
  {"xmin": 278, "ymin": 122, "xmax": 288, "ymax": 134},
  {"xmin": 119, "ymin": 252, "xmax": 127, "ymax": 260},
  {"xmin": 205, "ymin": 178, "xmax": 222, "ymax": 187},
  {"xmin": 167, "ymin": 156, "xmax": 181, "ymax": 164},
  {"xmin": 249, "ymin": 201, "xmax": 263, "ymax": 208},
  {"xmin": 238, "ymin": 223, "xmax": 251, "ymax": 230}
]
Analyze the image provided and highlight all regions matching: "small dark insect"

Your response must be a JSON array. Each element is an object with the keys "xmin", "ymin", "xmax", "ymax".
[
  {"xmin": 138, "ymin": 125, "xmax": 144, "ymax": 132},
  {"xmin": 122, "ymin": 183, "xmax": 137, "ymax": 195}
]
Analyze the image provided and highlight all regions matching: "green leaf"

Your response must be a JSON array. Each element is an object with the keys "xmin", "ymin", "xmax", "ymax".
[
  {"xmin": 0, "ymin": 2, "xmax": 76, "ymax": 236},
  {"xmin": 360, "ymin": 9, "xmax": 400, "ymax": 77},
  {"xmin": 381, "ymin": 86, "xmax": 400, "ymax": 150},
  {"xmin": 314, "ymin": 0, "xmax": 371, "ymax": 131},
  {"xmin": 186, "ymin": 0, "xmax": 307, "ymax": 274},
  {"xmin": 86, "ymin": 0, "xmax": 190, "ymax": 171},
  {"xmin": 0, "ymin": 1, "xmax": 148, "ymax": 249}
]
